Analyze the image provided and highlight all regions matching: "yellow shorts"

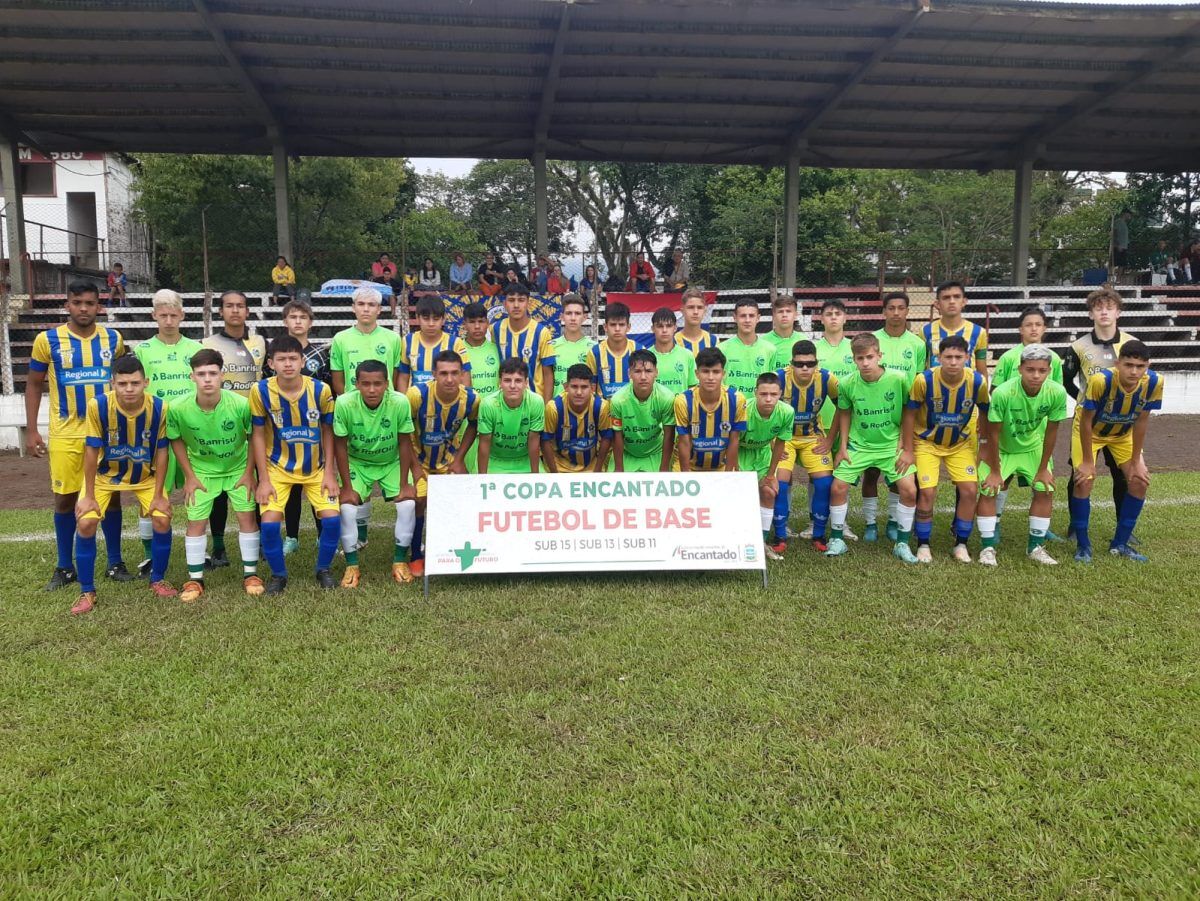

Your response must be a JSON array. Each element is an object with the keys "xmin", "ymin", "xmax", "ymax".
[
  {"xmin": 48, "ymin": 437, "xmax": 84, "ymax": 495},
  {"xmin": 1071, "ymin": 420, "xmax": 1134, "ymax": 467},
  {"xmin": 261, "ymin": 465, "xmax": 338, "ymax": 515},
  {"xmin": 80, "ymin": 478, "xmax": 169, "ymax": 521},
  {"xmin": 915, "ymin": 438, "xmax": 978, "ymax": 488},
  {"xmin": 779, "ymin": 437, "xmax": 834, "ymax": 476},
  {"xmin": 413, "ymin": 465, "xmax": 452, "ymax": 499}
]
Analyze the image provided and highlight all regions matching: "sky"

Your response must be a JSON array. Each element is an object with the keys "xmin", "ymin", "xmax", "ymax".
[{"xmin": 409, "ymin": 158, "xmax": 479, "ymax": 179}]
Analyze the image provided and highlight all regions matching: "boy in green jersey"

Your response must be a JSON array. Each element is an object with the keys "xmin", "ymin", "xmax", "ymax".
[
  {"xmin": 976, "ymin": 344, "xmax": 1069, "ymax": 567},
  {"xmin": 329, "ymin": 286, "xmax": 403, "ymax": 394},
  {"xmin": 992, "ymin": 307, "xmax": 1064, "ymax": 388},
  {"xmin": 610, "ymin": 350, "xmax": 676, "ymax": 473},
  {"xmin": 812, "ymin": 299, "xmax": 858, "ymax": 540},
  {"xmin": 551, "ymin": 294, "xmax": 596, "ymax": 394},
  {"xmin": 477, "ymin": 358, "xmax": 545, "ymax": 474},
  {"xmin": 167, "ymin": 349, "xmax": 262, "ymax": 603},
  {"xmin": 649, "ymin": 306, "xmax": 697, "ymax": 396},
  {"xmin": 459, "ymin": 302, "xmax": 502, "ymax": 473},
  {"xmin": 763, "ymin": 293, "xmax": 801, "ymax": 372},
  {"xmin": 737, "ymin": 372, "xmax": 795, "ymax": 560},
  {"xmin": 716, "ymin": 298, "xmax": 775, "ymax": 395},
  {"xmin": 825, "ymin": 333, "xmax": 919, "ymax": 563},
  {"xmin": 334, "ymin": 360, "xmax": 418, "ymax": 587}
]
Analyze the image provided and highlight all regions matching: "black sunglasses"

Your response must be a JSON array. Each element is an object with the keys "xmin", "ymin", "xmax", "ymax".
[{"xmin": 791, "ymin": 359, "xmax": 817, "ymax": 367}]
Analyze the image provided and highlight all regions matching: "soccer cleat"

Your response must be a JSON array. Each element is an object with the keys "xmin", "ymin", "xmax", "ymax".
[
  {"xmin": 978, "ymin": 547, "xmax": 998, "ymax": 567},
  {"xmin": 795, "ymin": 525, "xmax": 811, "ymax": 540},
  {"xmin": 150, "ymin": 580, "xmax": 179, "ymax": 598},
  {"xmin": 265, "ymin": 575, "xmax": 288, "ymax": 595},
  {"xmin": 1125, "ymin": 533, "xmax": 1142, "ymax": 549},
  {"xmin": 137, "ymin": 557, "xmax": 153, "ymax": 578},
  {"xmin": 886, "ymin": 521, "xmax": 899, "ymax": 543},
  {"xmin": 842, "ymin": 524, "xmax": 859, "ymax": 542},
  {"xmin": 1045, "ymin": 529, "xmax": 1064, "ymax": 543},
  {"xmin": 179, "ymin": 580, "xmax": 204, "ymax": 603},
  {"xmin": 769, "ymin": 540, "xmax": 787, "ymax": 556},
  {"xmin": 893, "ymin": 542, "xmax": 919, "ymax": 564},
  {"xmin": 824, "ymin": 537, "xmax": 849, "ymax": 557},
  {"xmin": 951, "ymin": 545, "xmax": 972, "ymax": 564},
  {"xmin": 1109, "ymin": 543, "xmax": 1148, "ymax": 563},
  {"xmin": 764, "ymin": 543, "xmax": 784, "ymax": 561},
  {"xmin": 409, "ymin": 558, "xmax": 426, "ymax": 577},
  {"xmin": 45, "ymin": 567, "xmax": 77, "ymax": 592},
  {"xmin": 243, "ymin": 575, "xmax": 265, "ymax": 596},
  {"xmin": 812, "ymin": 538, "xmax": 828, "ymax": 553},
  {"xmin": 208, "ymin": 549, "xmax": 230, "ymax": 569},
  {"xmin": 105, "ymin": 562, "xmax": 138, "ymax": 582},
  {"xmin": 283, "ymin": 537, "xmax": 299, "ymax": 557},
  {"xmin": 71, "ymin": 591, "xmax": 96, "ymax": 615},
  {"xmin": 1028, "ymin": 545, "xmax": 1058, "ymax": 566},
  {"xmin": 315, "ymin": 570, "xmax": 336, "ymax": 590},
  {"xmin": 392, "ymin": 562, "xmax": 414, "ymax": 584},
  {"xmin": 915, "ymin": 545, "xmax": 933, "ymax": 564},
  {"xmin": 340, "ymin": 564, "xmax": 361, "ymax": 589},
  {"xmin": 1073, "ymin": 547, "xmax": 1093, "ymax": 564},
  {"xmin": 862, "ymin": 523, "xmax": 878, "ymax": 543}
]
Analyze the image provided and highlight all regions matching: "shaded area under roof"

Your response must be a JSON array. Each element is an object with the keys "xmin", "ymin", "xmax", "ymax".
[{"xmin": 3, "ymin": 0, "xmax": 1200, "ymax": 171}]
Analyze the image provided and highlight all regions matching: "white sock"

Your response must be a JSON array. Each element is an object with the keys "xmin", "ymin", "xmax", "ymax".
[
  {"xmin": 238, "ymin": 530, "xmax": 260, "ymax": 567},
  {"xmin": 340, "ymin": 504, "xmax": 359, "ymax": 554},
  {"xmin": 394, "ymin": 499, "xmax": 416, "ymax": 546},
  {"xmin": 759, "ymin": 506, "xmax": 773, "ymax": 531},
  {"xmin": 897, "ymin": 503, "xmax": 916, "ymax": 532},
  {"xmin": 138, "ymin": 515, "xmax": 154, "ymax": 542},
  {"xmin": 184, "ymin": 534, "xmax": 207, "ymax": 573},
  {"xmin": 887, "ymin": 492, "xmax": 900, "ymax": 523},
  {"xmin": 977, "ymin": 515, "xmax": 997, "ymax": 539},
  {"xmin": 831, "ymin": 502, "xmax": 849, "ymax": 530},
  {"xmin": 1029, "ymin": 515, "xmax": 1050, "ymax": 537},
  {"xmin": 862, "ymin": 496, "xmax": 879, "ymax": 523},
  {"xmin": 995, "ymin": 489, "xmax": 1009, "ymax": 517},
  {"xmin": 357, "ymin": 500, "xmax": 373, "ymax": 525}
]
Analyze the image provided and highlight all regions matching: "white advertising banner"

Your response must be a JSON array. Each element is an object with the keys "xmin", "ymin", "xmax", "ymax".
[{"xmin": 424, "ymin": 472, "xmax": 767, "ymax": 579}]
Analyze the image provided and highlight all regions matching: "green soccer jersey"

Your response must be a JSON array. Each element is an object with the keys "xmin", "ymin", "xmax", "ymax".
[
  {"xmin": 716, "ymin": 335, "xmax": 775, "ymax": 395},
  {"xmin": 740, "ymin": 400, "xmax": 795, "ymax": 453},
  {"xmin": 165, "ymin": 390, "xmax": 251, "ymax": 477},
  {"xmin": 136, "ymin": 335, "xmax": 205, "ymax": 404},
  {"xmin": 610, "ymin": 383, "xmax": 676, "ymax": 460},
  {"xmin": 329, "ymin": 325, "xmax": 403, "ymax": 389},
  {"xmin": 552, "ymin": 335, "xmax": 596, "ymax": 394},
  {"xmin": 816, "ymin": 335, "xmax": 857, "ymax": 428},
  {"xmin": 462, "ymin": 339, "xmax": 502, "ymax": 398},
  {"xmin": 650, "ymin": 344, "xmax": 697, "ymax": 396},
  {"xmin": 333, "ymin": 389, "xmax": 414, "ymax": 467},
  {"xmin": 478, "ymin": 391, "xmax": 545, "ymax": 460},
  {"xmin": 992, "ymin": 344, "xmax": 1065, "ymax": 388},
  {"xmin": 873, "ymin": 328, "xmax": 927, "ymax": 389},
  {"xmin": 988, "ymin": 377, "xmax": 1069, "ymax": 456},
  {"xmin": 836, "ymin": 368, "xmax": 908, "ymax": 450},
  {"xmin": 763, "ymin": 330, "xmax": 802, "ymax": 372}
]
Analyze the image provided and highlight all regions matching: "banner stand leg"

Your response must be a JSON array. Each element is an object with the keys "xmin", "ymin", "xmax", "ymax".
[
  {"xmin": 761, "ymin": 569, "xmax": 768, "ymax": 590},
  {"xmin": 423, "ymin": 572, "xmax": 429, "ymax": 600}
]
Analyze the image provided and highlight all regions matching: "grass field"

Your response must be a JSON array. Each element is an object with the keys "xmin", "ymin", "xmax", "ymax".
[{"xmin": 2, "ymin": 474, "xmax": 1198, "ymax": 896}]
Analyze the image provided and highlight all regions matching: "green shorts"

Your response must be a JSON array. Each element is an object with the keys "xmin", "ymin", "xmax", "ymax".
[
  {"xmin": 622, "ymin": 452, "xmax": 662, "ymax": 473},
  {"xmin": 348, "ymin": 461, "xmax": 401, "ymax": 501},
  {"xmin": 978, "ymin": 453, "xmax": 1054, "ymax": 493},
  {"xmin": 833, "ymin": 443, "xmax": 915, "ymax": 486},
  {"xmin": 186, "ymin": 470, "xmax": 256, "ymax": 521},
  {"xmin": 489, "ymin": 455, "xmax": 533, "ymax": 474},
  {"xmin": 737, "ymin": 446, "xmax": 773, "ymax": 481},
  {"xmin": 164, "ymin": 450, "xmax": 185, "ymax": 495}
]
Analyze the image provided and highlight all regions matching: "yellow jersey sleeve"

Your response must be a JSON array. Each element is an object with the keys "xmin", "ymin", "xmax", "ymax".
[
  {"xmin": 733, "ymin": 392, "xmax": 748, "ymax": 428},
  {"xmin": 598, "ymin": 400, "xmax": 614, "ymax": 433},
  {"xmin": 248, "ymin": 384, "xmax": 267, "ymax": 421},
  {"xmin": 31, "ymin": 332, "xmax": 52, "ymax": 368},
  {"xmin": 542, "ymin": 400, "xmax": 559, "ymax": 435},
  {"xmin": 85, "ymin": 397, "xmax": 103, "ymax": 444},
  {"xmin": 673, "ymin": 393, "xmax": 690, "ymax": 429}
]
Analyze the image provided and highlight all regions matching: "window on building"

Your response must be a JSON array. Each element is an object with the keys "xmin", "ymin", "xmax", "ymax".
[{"xmin": 20, "ymin": 163, "xmax": 55, "ymax": 196}]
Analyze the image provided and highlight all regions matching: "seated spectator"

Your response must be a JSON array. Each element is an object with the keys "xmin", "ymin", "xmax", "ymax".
[
  {"xmin": 546, "ymin": 262, "xmax": 569, "ymax": 294},
  {"xmin": 478, "ymin": 251, "xmax": 503, "ymax": 297},
  {"xmin": 531, "ymin": 254, "xmax": 551, "ymax": 293},
  {"xmin": 1188, "ymin": 240, "xmax": 1200, "ymax": 284},
  {"xmin": 371, "ymin": 253, "xmax": 401, "ymax": 292},
  {"xmin": 626, "ymin": 251, "xmax": 656, "ymax": 293},
  {"xmin": 449, "ymin": 252, "xmax": 473, "ymax": 293},
  {"xmin": 579, "ymin": 264, "xmax": 603, "ymax": 307},
  {"xmin": 500, "ymin": 267, "xmax": 528, "ymax": 295},
  {"xmin": 106, "ymin": 262, "xmax": 128, "ymax": 308},
  {"xmin": 416, "ymin": 257, "xmax": 441, "ymax": 295},
  {"xmin": 271, "ymin": 255, "xmax": 296, "ymax": 304},
  {"xmin": 662, "ymin": 249, "xmax": 689, "ymax": 292}
]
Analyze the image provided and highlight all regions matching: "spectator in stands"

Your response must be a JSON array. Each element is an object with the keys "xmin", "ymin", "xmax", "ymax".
[
  {"xmin": 371, "ymin": 253, "xmax": 401, "ymax": 293},
  {"xmin": 530, "ymin": 255, "xmax": 551, "ymax": 293},
  {"xmin": 415, "ymin": 258, "xmax": 441, "ymax": 296},
  {"xmin": 662, "ymin": 249, "xmax": 690, "ymax": 292},
  {"xmin": 478, "ymin": 251, "xmax": 503, "ymax": 297},
  {"xmin": 1188, "ymin": 239, "xmax": 1200, "ymax": 284},
  {"xmin": 501, "ymin": 267, "xmax": 528, "ymax": 296},
  {"xmin": 271, "ymin": 255, "xmax": 296, "ymax": 304},
  {"xmin": 106, "ymin": 262, "xmax": 128, "ymax": 308},
  {"xmin": 579, "ymin": 264, "xmax": 602, "ymax": 308},
  {"xmin": 626, "ymin": 251, "xmax": 656, "ymax": 293},
  {"xmin": 546, "ymin": 262, "xmax": 569, "ymax": 294},
  {"xmin": 1111, "ymin": 208, "xmax": 1132, "ymax": 280},
  {"xmin": 449, "ymin": 253, "xmax": 473, "ymax": 293}
]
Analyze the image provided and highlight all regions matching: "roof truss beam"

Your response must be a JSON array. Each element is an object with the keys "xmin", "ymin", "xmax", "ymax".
[
  {"xmin": 189, "ymin": 0, "xmax": 283, "ymax": 140},
  {"xmin": 534, "ymin": 0, "xmax": 573, "ymax": 145}
]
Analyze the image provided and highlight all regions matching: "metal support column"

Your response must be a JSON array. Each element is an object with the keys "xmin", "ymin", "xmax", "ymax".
[
  {"xmin": 534, "ymin": 148, "xmax": 548, "ymax": 260},
  {"xmin": 1, "ymin": 140, "xmax": 28, "ymax": 296},
  {"xmin": 781, "ymin": 139, "xmax": 802, "ymax": 293},
  {"xmin": 1012, "ymin": 159, "xmax": 1033, "ymax": 287},
  {"xmin": 272, "ymin": 141, "xmax": 293, "ymax": 263}
]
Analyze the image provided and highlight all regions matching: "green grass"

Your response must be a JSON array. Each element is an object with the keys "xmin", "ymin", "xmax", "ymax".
[{"xmin": 2, "ymin": 474, "xmax": 1199, "ymax": 896}]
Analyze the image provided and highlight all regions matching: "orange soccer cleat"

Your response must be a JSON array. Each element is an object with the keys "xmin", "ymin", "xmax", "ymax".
[
  {"xmin": 71, "ymin": 592, "xmax": 96, "ymax": 615},
  {"xmin": 180, "ymin": 580, "xmax": 204, "ymax": 603}
]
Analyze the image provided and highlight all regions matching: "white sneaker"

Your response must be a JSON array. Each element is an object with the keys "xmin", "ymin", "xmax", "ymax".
[
  {"xmin": 843, "ymin": 524, "xmax": 859, "ymax": 542},
  {"xmin": 916, "ymin": 545, "xmax": 933, "ymax": 564},
  {"xmin": 951, "ymin": 545, "xmax": 972, "ymax": 564},
  {"xmin": 1028, "ymin": 545, "xmax": 1058, "ymax": 566},
  {"xmin": 795, "ymin": 525, "xmax": 811, "ymax": 540},
  {"xmin": 764, "ymin": 543, "xmax": 784, "ymax": 561},
  {"xmin": 979, "ymin": 547, "xmax": 998, "ymax": 567}
]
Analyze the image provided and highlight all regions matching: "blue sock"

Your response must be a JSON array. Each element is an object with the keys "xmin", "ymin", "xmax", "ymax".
[
  {"xmin": 76, "ymin": 533, "xmax": 97, "ymax": 593},
  {"xmin": 101, "ymin": 503, "xmax": 124, "ymax": 566},
  {"xmin": 953, "ymin": 517, "xmax": 973, "ymax": 543},
  {"xmin": 53, "ymin": 511, "xmax": 75, "ymax": 570},
  {"xmin": 772, "ymin": 485, "xmax": 791, "ymax": 540},
  {"xmin": 1068, "ymin": 494, "xmax": 1092, "ymax": 549},
  {"xmin": 411, "ymin": 516, "xmax": 425, "ymax": 561},
  {"xmin": 261, "ymin": 521, "xmax": 287, "ymax": 577},
  {"xmin": 150, "ymin": 528, "xmax": 172, "ymax": 583},
  {"xmin": 811, "ymin": 476, "xmax": 833, "ymax": 539},
  {"xmin": 1112, "ymin": 495, "xmax": 1145, "ymax": 547},
  {"xmin": 915, "ymin": 519, "xmax": 933, "ymax": 544},
  {"xmin": 316, "ymin": 516, "xmax": 340, "ymax": 572}
]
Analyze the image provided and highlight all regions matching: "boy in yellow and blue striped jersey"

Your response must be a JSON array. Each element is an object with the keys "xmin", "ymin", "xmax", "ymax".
[
  {"xmin": 490, "ymin": 284, "xmax": 556, "ymax": 401},
  {"xmin": 674, "ymin": 348, "xmax": 748, "ymax": 472},
  {"xmin": 542, "ymin": 364, "xmax": 614, "ymax": 473},
  {"xmin": 587, "ymin": 302, "xmax": 635, "ymax": 400},
  {"xmin": 921, "ymin": 281, "xmax": 989, "ymax": 371},
  {"xmin": 397, "ymin": 294, "xmax": 471, "ymax": 391}
]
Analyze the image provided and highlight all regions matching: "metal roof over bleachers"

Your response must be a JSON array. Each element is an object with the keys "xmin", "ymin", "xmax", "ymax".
[{"xmin": 3, "ymin": 0, "xmax": 1200, "ymax": 171}]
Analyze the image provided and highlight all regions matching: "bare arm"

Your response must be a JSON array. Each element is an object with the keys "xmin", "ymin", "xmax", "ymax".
[
  {"xmin": 724, "ymin": 432, "xmax": 741, "ymax": 471},
  {"xmin": 23, "ymin": 368, "xmax": 46, "ymax": 456},
  {"xmin": 527, "ymin": 431, "xmax": 541, "ymax": 474},
  {"xmin": 612, "ymin": 431, "xmax": 625, "ymax": 472},
  {"xmin": 332, "ymin": 371, "xmax": 347, "ymax": 396},
  {"xmin": 676, "ymin": 433, "xmax": 692, "ymax": 471},
  {"xmin": 477, "ymin": 433, "xmax": 491, "ymax": 474},
  {"xmin": 659, "ymin": 428, "xmax": 675, "ymax": 473},
  {"xmin": 594, "ymin": 435, "xmax": 612, "ymax": 472},
  {"xmin": 76, "ymin": 446, "xmax": 101, "ymax": 518}
]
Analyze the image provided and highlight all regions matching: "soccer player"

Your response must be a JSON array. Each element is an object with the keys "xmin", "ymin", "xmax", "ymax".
[
  {"xmin": 717, "ymin": 299, "xmax": 774, "ymax": 396},
  {"xmin": 551, "ymin": 293, "xmax": 596, "ymax": 395},
  {"xmin": 25, "ymin": 281, "xmax": 129, "ymax": 591},
  {"xmin": 1069, "ymin": 340, "xmax": 1161, "ymax": 563},
  {"xmin": 975, "ymin": 344, "xmax": 1069, "ymax": 567},
  {"xmin": 250, "ymin": 336, "xmax": 341, "ymax": 593},
  {"xmin": 329, "ymin": 286, "xmax": 403, "ymax": 395},
  {"xmin": 674, "ymin": 348, "xmax": 747, "ymax": 472},
  {"xmin": 676, "ymin": 287, "xmax": 718, "ymax": 354},
  {"xmin": 812, "ymin": 299, "xmax": 858, "ymax": 540},
  {"xmin": 763, "ymin": 293, "xmax": 801, "ymax": 371},
  {"xmin": 458, "ymin": 301, "xmax": 502, "ymax": 472},
  {"xmin": 610, "ymin": 350, "xmax": 676, "ymax": 473},
  {"xmin": 824, "ymin": 334, "xmax": 919, "ymax": 564},
  {"xmin": 406, "ymin": 351, "xmax": 480, "ymax": 576},
  {"xmin": 775, "ymin": 340, "xmax": 838, "ymax": 552},
  {"xmin": 72, "ymin": 355, "xmax": 175, "ymax": 615},
  {"xmin": 587, "ymin": 301, "xmax": 634, "ymax": 400},
  {"xmin": 478, "ymin": 358, "xmax": 545, "ymax": 474},
  {"xmin": 490, "ymin": 284, "xmax": 555, "ymax": 401},
  {"xmin": 901, "ymin": 336, "xmax": 990, "ymax": 564},
  {"xmin": 542, "ymin": 364, "xmax": 614, "ymax": 473},
  {"xmin": 922, "ymin": 281, "xmax": 988, "ymax": 372},
  {"xmin": 333, "ymin": 360, "xmax": 418, "ymax": 587},
  {"xmin": 168, "ymin": 349, "xmax": 262, "ymax": 602},
  {"xmin": 649, "ymin": 307, "xmax": 697, "ymax": 396},
  {"xmin": 738, "ymin": 372, "xmax": 795, "ymax": 559},
  {"xmin": 992, "ymin": 307, "xmax": 1063, "ymax": 388},
  {"xmin": 397, "ymin": 294, "xmax": 471, "ymax": 391}
]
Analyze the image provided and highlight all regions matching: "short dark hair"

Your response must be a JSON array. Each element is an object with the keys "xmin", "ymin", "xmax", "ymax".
[
  {"xmin": 605, "ymin": 301, "xmax": 630, "ymax": 323},
  {"xmin": 269, "ymin": 335, "xmax": 303, "ymax": 358},
  {"xmin": 415, "ymin": 295, "xmax": 445, "ymax": 318},
  {"xmin": 67, "ymin": 280, "xmax": 100, "ymax": 299},
  {"xmin": 498, "ymin": 357, "xmax": 527, "ymax": 377},
  {"xmin": 820, "ymin": 298, "xmax": 846, "ymax": 314},
  {"xmin": 355, "ymin": 359, "xmax": 388, "ymax": 380},
  {"xmin": 771, "ymin": 293, "xmax": 797, "ymax": 310},
  {"xmin": 220, "ymin": 290, "xmax": 248, "ymax": 308},
  {"xmin": 463, "ymin": 301, "xmax": 488, "ymax": 321},
  {"xmin": 695, "ymin": 348, "xmax": 726, "ymax": 370},
  {"xmin": 651, "ymin": 306, "xmax": 676, "ymax": 327},
  {"xmin": 112, "ymin": 262, "xmax": 123, "ymax": 269},
  {"xmin": 190, "ymin": 348, "xmax": 224, "ymax": 370},
  {"xmin": 629, "ymin": 349, "xmax": 657, "ymax": 369},
  {"xmin": 507, "ymin": 283, "xmax": 530, "ymax": 298},
  {"xmin": 433, "ymin": 350, "xmax": 463, "ymax": 369},
  {"xmin": 755, "ymin": 372, "xmax": 781, "ymax": 388},
  {"xmin": 1018, "ymin": 305, "xmax": 1047, "ymax": 327},
  {"xmin": 280, "ymin": 299, "xmax": 313, "ymax": 321},
  {"xmin": 935, "ymin": 280, "xmax": 966, "ymax": 299},
  {"xmin": 113, "ymin": 355, "xmax": 145, "ymax": 376},
  {"xmin": 561, "ymin": 293, "xmax": 586, "ymax": 312},
  {"xmin": 734, "ymin": 297, "xmax": 759, "ymax": 313},
  {"xmin": 566, "ymin": 363, "xmax": 593, "ymax": 384},
  {"xmin": 1119, "ymin": 339, "xmax": 1150, "ymax": 362},
  {"xmin": 791, "ymin": 339, "xmax": 817, "ymax": 357},
  {"xmin": 938, "ymin": 335, "xmax": 970, "ymax": 355},
  {"xmin": 882, "ymin": 291, "xmax": 910, "ymax": 308}
]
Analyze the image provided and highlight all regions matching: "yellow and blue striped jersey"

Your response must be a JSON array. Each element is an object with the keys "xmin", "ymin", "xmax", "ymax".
[
  {"xmin": 542, "ymin": 394, "xmax": 614, "ymax": 472},
  {"xmin": 921, "ymin": 318, "xmax": 989, "ymax": 368},
  {"xmin": 907, "ymin": 367, "xmax": 991, "ymax": 446},
  {"xmin": 30, "ymin": 325, "xmax": 125, "ymax": 440},
  {"xmin": 490, "ymin": 318, "xmax": 555, "ymax": 393},
  {"xmin": 406, "ymin": 383, "xmax": 480, "ymax": 472},
  {"xmin": 676, "ymin": 330, "xmax": 718, "ymax": 355},
  {"xmin": 585, "ymin": 339, "xmax": 634, "ymax": 399},
  {"xmin": 249, "ymin": 376, "xmax": 335, "ymax": 475},
  {"xmin": 777, "ymin": 367, "xmax": 838, "ymax": 439},
  {"xmin": 84, "ymin": 392, "xmax": 167, "ymax": 486},
  {"xmin": 673, "ymin": 387, "xmax": 748, "ymax": 471},
  {"xmin": 400, "ymin": 331, "xmax": 470, "ymax": 386},
  {"xmin": 1081, "ymin": 368, "xmax": 1164, "ymax": 437}
]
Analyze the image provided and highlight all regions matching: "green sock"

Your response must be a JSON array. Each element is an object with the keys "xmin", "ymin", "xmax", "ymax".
[
  {"xmin": 243, "ymin": 561, "xmax": 257, "ymax": 577},
  {"xmin": 345, "ymin": 550, "xmax": 359, "ymax": 566},
  {"xmin": 831, "ymin": 527, "xmax": 843, "ymax": 540},
  {"xmin": 898, "ymin": 530, "xmax": 911, "ymax": 544},
  {"xmin": 394, "ymin": 544, "xmax": 409, "ymax": 563},
  {"xmin": 213, "ymin": 535, "xmax": 225, "ymax": 555},
  {"xmin": 141, "ymin": 538, "xmax": 152, "ymax": 557},
  {"xmin": 1027, "ymin": 533, "xmax": 1045, "ymax": 553},
  {"xmin": 358, "ymin": 523, "xmax": 368, "ymax": 543},
  {"xmin": 762, "ymin": 530, "xmax": 772, "ymax": 543},
  {"xmin": 982, "ymin": 535, "xmax": 999, "ymax": 549},
  {"xmin": 187, "ymin": 566, "xmax": 204, "ymax": 581}
]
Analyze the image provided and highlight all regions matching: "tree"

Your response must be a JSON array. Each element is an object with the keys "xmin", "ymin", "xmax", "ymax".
[{"xmin": 456, "ymin": 160, "xmax": 571, "ymax": 268}]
